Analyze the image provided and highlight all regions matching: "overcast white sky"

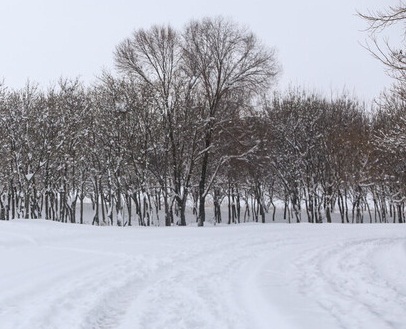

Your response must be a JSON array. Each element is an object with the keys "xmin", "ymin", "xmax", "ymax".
[{"xmin": 0, "ymin": 0, "xmax": 400, "ymax": 101}]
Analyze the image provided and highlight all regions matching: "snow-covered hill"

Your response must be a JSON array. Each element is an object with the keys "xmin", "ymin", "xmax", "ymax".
[{"xmin": 0, "ymin": 220, "xmax": 405, "ymax": 329}]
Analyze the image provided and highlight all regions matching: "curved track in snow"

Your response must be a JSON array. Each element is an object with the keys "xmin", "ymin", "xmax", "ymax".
[{"xmin": 0, "ymin": 221, "xmax": 405, "ymax": 329}]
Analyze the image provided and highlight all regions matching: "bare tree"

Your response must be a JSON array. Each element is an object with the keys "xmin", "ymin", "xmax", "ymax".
[
  {"xmin": 182, "ymin": 16, "xmax": 280, "ymax": 226},
  {"xmin": 115, "ymin": 24, "xmax": 202, "ymax": 226},
  {"xmin": 115, "ymin": 25, "xmax": 180, "ymax": 226},
  {"xmin": 359, "ymin": 3, "xmax": 406, "ymax": 86}
]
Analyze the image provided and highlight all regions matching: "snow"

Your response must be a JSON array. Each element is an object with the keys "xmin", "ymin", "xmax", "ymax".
[
  {"xmin": 0, "ymin": 220, "xmax": 405, "ymax": 329},
  {"xmin": 25, "ymin": 173, "xmax": 33, "ymax": 181}
]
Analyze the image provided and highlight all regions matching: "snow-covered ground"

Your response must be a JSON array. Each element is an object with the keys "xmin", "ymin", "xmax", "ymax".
[{"xmin": 0, "ymin": 220, "xmax": 405, "ymax": 329}]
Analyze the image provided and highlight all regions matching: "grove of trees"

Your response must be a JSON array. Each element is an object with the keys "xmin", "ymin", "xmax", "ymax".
[{"xmin": 1, "ymin": 14, "xmax": 406, "ymax": 226}]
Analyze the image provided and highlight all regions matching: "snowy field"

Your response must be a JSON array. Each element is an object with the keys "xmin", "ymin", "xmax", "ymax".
[{"xmin": 0, "ymin": 220, "xmax": 405, "ymax": 329}]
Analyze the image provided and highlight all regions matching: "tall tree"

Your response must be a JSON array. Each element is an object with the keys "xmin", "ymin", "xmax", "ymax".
[{"xmin": 182, "ymin": 16, "xmax": 280, "ymax": 226}]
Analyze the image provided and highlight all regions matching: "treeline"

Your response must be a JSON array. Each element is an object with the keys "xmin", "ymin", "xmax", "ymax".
[{"xmin": 0, "ymin": 17, "xmax": 405, "ymax": 225}]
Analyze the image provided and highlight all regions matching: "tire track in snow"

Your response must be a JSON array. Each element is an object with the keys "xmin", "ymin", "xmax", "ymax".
[
  {"xmin": 295, "ymin": 237, "xmax": 406, "ymax": 329},
  {"xmin": 0, "ymin": 256, "xmax": 133, "ymax": 329},
  {"xmin": 1, "ymin": 227, "xmax": 274, "ymax": 329},
  {"xmin": 81, "ymin": 234, "xmax": 282, "ymax": 329},
  {"xmin": 0, "ymin": 242, "xmax": 151, "ymax": 329},
  {"xmin": 35, "ymin": 256, "xmax": 141, "ymax": 329},
  {"xmin": 87, "ymin": 233, "xmax": 402, "ymax": 329}
]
